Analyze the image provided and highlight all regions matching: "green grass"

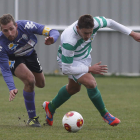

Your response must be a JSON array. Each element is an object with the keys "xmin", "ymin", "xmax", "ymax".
[{"xmin": 0, "ymin": 75, "xmax": 140, "ymax": 140}]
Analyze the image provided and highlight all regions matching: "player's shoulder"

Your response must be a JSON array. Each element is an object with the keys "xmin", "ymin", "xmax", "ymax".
[
  {"xmin": 16, "ymin": 20, "xmax": 29, "ymax": 26},
  {"xmin": 16, "ymin": 20, "xmax": 28, "ymax": 30},
  {"xmin": 93, "ymin": 16, "xmax": 100, "ymax": 29},
  {"xmin": 62, "ymin": 21, "xmax": 79, "ymax": 46},
  {"xmin": 16, "ymin": 20, "xmax": 38, "ymax": 30},
  {"xmin": 93, "ymin": 16, "xmax": 107, "ymax": 29}
]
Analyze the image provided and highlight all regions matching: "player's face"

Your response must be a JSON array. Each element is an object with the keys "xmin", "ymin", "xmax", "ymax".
[
  {"xmin": 1, "ymin": 21, "xmax": 18, "ymax": 41},
  {"xmin": 76, "ymin": 26, "xmax": 93, "ymax": 41}
]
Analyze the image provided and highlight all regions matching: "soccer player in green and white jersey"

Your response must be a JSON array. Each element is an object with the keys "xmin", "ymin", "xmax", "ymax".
[{"xmin": 43, "ymin": 15, "xmax": 140, "ymax": 126}]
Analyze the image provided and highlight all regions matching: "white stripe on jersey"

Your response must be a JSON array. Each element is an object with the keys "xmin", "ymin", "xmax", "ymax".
[
  {"xmin": 96, "ymin": 17, "xmax": 104, "ymax": 27},
  {"xmin": 62, "ymin": 47, "xmax": 74, "ymax": 57}
]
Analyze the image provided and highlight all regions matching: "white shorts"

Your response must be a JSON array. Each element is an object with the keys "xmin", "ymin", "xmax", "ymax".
[{"xmin": 57, "ymin": 56, "xmax": 92, "ymax": 82}]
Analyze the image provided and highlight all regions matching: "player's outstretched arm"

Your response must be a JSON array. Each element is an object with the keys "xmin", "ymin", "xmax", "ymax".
[
  {"xmin": 88, "ymin": 61, "xmax": 108, "ymax": 75},
  {"xmin": 9, "ymin": 89, "xmax": 18, "ymax": 101},
  {"xmin": 129, "ymin": 31, "xmax": 140, "ymax": 42}
]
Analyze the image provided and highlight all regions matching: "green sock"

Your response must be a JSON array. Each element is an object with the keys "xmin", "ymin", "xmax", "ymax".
[
  {"xmin": 48, "ymin": 85, "xmax": 71, "ymax": 113},
  {"xmin": 87, "ymin": 86, "xmax": 108, "ymax": 117}
]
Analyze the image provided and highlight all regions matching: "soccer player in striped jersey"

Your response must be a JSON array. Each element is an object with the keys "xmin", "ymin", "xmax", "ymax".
[
  {"xmin": 0, "ymin": 14, "xmax": 60, "ymax": 127},
  {"xmin": 43, "ymin": 15, "xmax": 140, "ymax": 126}
]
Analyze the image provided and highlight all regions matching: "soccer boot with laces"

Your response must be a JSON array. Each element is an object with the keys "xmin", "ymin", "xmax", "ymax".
[
  {"xmin": 43, "ymin": 101, "xmax": 54, "ymax": 126},
  {"xmin": 27, "ymin": 116, "xmax": 41, "ymax": 127},
  {"xmin": 103, "ymin": 112, "xmax": 120, "ymax": 126}
]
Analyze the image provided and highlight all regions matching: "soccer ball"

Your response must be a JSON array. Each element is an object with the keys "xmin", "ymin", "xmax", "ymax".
[{"xmin": 62, "ymin": 111, "xmax": 84, "ymax": 132}]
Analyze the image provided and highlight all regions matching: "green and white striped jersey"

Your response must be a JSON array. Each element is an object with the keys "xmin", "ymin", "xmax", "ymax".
[
  {"xmin": 57, "ymin": 16, "xmax": 132, "ymax": 75},
  {"xmin": 58, "ymin": 16, "xmax": 108, "ymax": 65}
]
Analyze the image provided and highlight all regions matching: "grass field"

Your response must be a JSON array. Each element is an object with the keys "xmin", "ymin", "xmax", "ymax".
[{"xmin": 0, "ymin": 75, "xmax": 140, "ymax": 140}]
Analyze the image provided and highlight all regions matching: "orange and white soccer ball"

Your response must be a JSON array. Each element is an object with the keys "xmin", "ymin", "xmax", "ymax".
[{"xmin": 62, "ymin": 111, "xmax": 84, "ymax": 132}]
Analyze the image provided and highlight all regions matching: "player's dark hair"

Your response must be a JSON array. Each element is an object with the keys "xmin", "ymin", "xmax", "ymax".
[
  {"xmin": 0, "ymin": 14, "xmax": 16, "ymax": 27},
  {"xmin": 78, "ymin": 15, "xmax": 94, "ymax": 29}
]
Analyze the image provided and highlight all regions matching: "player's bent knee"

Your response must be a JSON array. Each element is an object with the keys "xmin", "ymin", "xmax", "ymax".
[
  {"xmin": 85, "ymin": 80, "xmax": 97, "ymax": 89},
  {"xmin": 36, "ymin": 81, "xmax": 45, "ymax": 88},
  {"xmin": 25, "ymin": 77, "xmax": 35, "ymax": 89}
]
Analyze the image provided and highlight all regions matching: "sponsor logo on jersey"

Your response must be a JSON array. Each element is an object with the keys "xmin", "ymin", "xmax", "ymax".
[
  {"xmin": 9, "ymin": 61, "xmax": 15, "ymax": 68},
  {"xmin": 17, "ymin": 34, "xmax": 28, "ymax": 42},
  {"xmin": 24, "ymin": 21, "xmax": 37, "ymax": 29},
  {"xmin": 0, "ymin": 46, "xmax": 2, "ymax": 51},
  {"xmin": 90, "ymin": 34, "xmax": 95, "ymax": 41},
  {"xmin": 8, "ymin": 43, "xmax": 18, "ymax": 50},
  {"xmin": 90, "ymin": 37, "xmax": 93, "ymax": 41},
  {"xmin": 22, "ymin": 34, "xmax": 28, "ymax": 40}
]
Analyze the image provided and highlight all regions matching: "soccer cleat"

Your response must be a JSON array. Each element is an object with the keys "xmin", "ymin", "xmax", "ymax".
[
  {"xmin": 42, "ymin": 101, "xmax": 54, "ymax": 126},
  {"xmin": 103, "ymin": 112, "xmax": 120, "ymax": 126},
  {"xmin": 27, "ymin": 116, "xmax": 41, "ymax": 127}
]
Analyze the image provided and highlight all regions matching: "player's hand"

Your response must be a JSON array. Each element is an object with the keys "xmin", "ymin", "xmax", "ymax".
[
  {"xmin": 130, "ymin": 31, "xmax": 140, "ymax": 42},
  {"xmin": 9, "ymin": 89, "xmax": 18, "ymax": 101},
  {"xmin": 44, "ymin": 36, "xmax": 54, "ymax": 45},
  {"xmin": 88, "ymin": 61, "xmax": 108, "ymax": 75}
]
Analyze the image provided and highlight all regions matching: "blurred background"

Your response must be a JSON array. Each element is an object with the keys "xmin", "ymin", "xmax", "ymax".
[{"xmin": 0, "ymin": 0, "xmax": 140, "ymax": 75}]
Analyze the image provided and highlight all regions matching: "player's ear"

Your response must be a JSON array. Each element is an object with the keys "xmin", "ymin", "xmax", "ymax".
[
  {"xmin": 76, "ymin": 26, "xmax": 79, "ymax": 30},
  {"xmin": 15, "ymin": 23, "xmax": 18, "ymax": 28},
  {"xmin": 0, "ymin": 24, "xmax": 2, "ymax": 31}
]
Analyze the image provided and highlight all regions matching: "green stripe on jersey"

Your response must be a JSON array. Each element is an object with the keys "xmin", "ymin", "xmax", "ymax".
[
  {"xmin": 73, "ymin": 27, "xmax": 78, "ymax": 35},
  {"xmin": 63, "ymin": 43, "xmax": 75, "ymax": 51},
  {"xmin": 58, "ymin": 45, "xmax": 62, "ymax": 54},
  {"xmin": 99, "ymin": 16, "xmax": 107, "ymax": 27},
  {"xmin": 62, "ymin": 55, "xmax": 73, "ymax": 64},
  {"xmin": 75, "ymin": 42, "xmax": 91, "ymax": 52},
  {"xmin": 94, "ymin": 17, "xmax": 101, "ymax": 27},
  {"xmin": 74, "ymin": 45, "xmax": 91, "ymax": 58},
  {"xmin": 83, "ymin": 45, "xmax": 92, "ymax": 59},
  {"xmin": 74, "ymin": 39, "xmax": 85, "ymax": 49},
  {"xmin": 93, "ymin": 17, "xmax": 101, "ymax": 34},
  {"xmin": 63, "ymin": 39, "xmax": 84, "ymax": 51}
]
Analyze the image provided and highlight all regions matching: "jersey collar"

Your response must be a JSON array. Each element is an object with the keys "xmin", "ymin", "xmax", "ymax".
[{"xmin": 73, "ymin": 23, "xmax": 79, "ymax": 35}]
